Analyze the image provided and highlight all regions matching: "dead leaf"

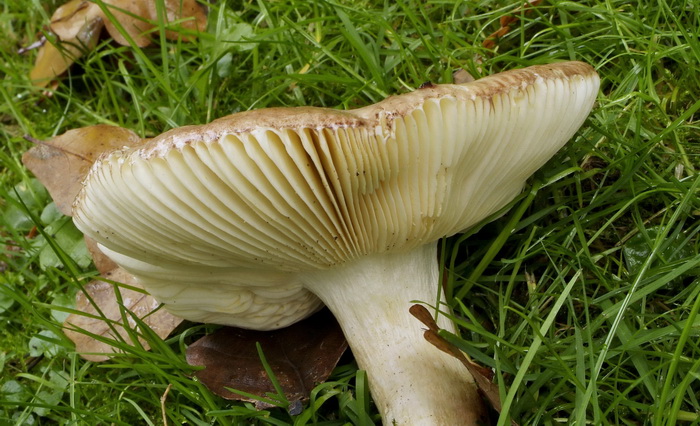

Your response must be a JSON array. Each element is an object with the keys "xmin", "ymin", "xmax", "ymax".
[
  {"xmin": 63, "ymin": 267, "xmax": 183, "ymax": 362},
  {"xmin": 408, "ymin": 303, "xmax": 440, "ymax": 333},
  {"xmin": 84, "ymin": 236, "xmax": 119, "ymax": 274},
  {"xmin": 409, "ymin": 304, "xmax": 516, "ymax": 424},
  {"xmin": 29, "ymin": 11, "xmax": 104, "ymax": 87},
  {"xmin": 102, "ymin": 0, "xmax": 207, "ymax": 46},
  {"xmin": 186, "ymin": 309, "xmax": 348, "ymax": 409},
  {"xmin": 29, "ymin": 0, "xmax": 207, "ymax": 86},
  {"xmin": 101, "ymin": 0, "xmax": 154, "ymax": 47},
  {"xmin": 482, "ymin": 0, "xmax": 543, "ymax": 50},
  {"xmin": 453, "ymin": 68, "xmax": 476, "ymax": 84},
  {"xmin": 22, "ymin": 125, "xmax": 143, "ymax": 216},
  {"xmin": 49, "ymin": 0, "xmax": 103, "ymax": 41},
  {"xmin": 30, "ymin": 0, "xmax": 104, "ymax": 87}
]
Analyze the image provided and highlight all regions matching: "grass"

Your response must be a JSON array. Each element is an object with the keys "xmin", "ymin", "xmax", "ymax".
[{"xmin": 1, "ymin": 0, "xmax": 699, "ymax": 424}]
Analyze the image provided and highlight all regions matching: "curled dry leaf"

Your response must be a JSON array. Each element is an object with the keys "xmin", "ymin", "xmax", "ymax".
[
  {"xmin": 21, "ymin": 124, "xmax": 142, "ymax": 216},
  {"xmin": 482, "ymin": 0, "xmax": 543, "ymax": 50},
  {"xmin": 50, "ymin": 0, "xmax": 102, "ymax": 40},
  {"xmin": 186, "ymin": 309, "xmax": 347, "ymax": 410},
  {"xmin": 29, "ymin": 1, "xmax": 104, "ymax": 87},
  {"xmin": 63, "ymin": 266, "xmax": 183, "ymax": 362},
  {"xmin": 409, "ymin": 304, "xmax": 515, "ymax": 424},
  {"xmin": 29, "ymin": 0, "xmax": 207, "ymax": 87}
]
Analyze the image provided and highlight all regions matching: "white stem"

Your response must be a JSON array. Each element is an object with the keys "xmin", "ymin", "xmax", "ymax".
[{"xmin": 301, "ymin": 243, "xmax": 483, "ymax": 425}]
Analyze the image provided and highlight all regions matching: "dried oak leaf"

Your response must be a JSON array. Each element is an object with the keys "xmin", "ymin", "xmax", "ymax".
[
  {"xmin": 63, "ymin": 266, "xmax": 183, "ymax": 362},
  {"xmin": 186, "ymin": 309, "xmax": 348, "ymax": 410},
  {"xmin": 409, "ymin": 304, "xmax": 515, "ymax": 424},
  {"xmin": 30, "ymin": 0, "xmax": 207, "ymax": 87},
  {"xmin": 21, "ymin": 124, "xmax": 142, "ymax": 216}
]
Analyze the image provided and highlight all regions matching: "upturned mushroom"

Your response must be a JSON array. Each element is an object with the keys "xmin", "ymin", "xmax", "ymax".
[{"xmin": 73, "ymin": 62, "xmax": 599, "ymax": 424}]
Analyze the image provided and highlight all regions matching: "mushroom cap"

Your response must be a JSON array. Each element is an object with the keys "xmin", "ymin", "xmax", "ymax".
[{"xmin": 73, "ymin": 62, "xmax": 600, "ymax": 329}]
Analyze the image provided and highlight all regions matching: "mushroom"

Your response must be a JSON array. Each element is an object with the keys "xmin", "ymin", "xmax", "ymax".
[{"xmin": 72, "ymin": 61, "xmax": 599, "ymax": 424}]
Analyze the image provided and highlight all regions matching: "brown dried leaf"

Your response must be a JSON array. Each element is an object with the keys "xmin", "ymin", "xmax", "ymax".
[
  {"xmin": 84, "ymin": 236, "xmax": 119, "ymax": 274},
  {"xmin": 29, "ymin": 0, "xmax": 207, "ymax": 86},
  {"xmin": 63, "ymin": 267, "xmax": 183, "ymax": 362},
  {"xmin": 30, "ymin": 10, "xmax": 104, "ymax": 87},
  {"xmin": 101, "ymin": 0, "xmax": 153, "ymax": 47},
  {"xmin": 50, "ymin": 0, "xmax": 102, "ymax": 41},
  {"xmin": 21, "ymin": 125, "xmax": 143, "ymax": 216},
  {"xmin": 103, "ymin": 0, "xmax": 206, "ymax": 46},
  {"xmin": 482, "ymin": 0, "xmax": 543, "ymax": 50},
  {"xmin": 408, "ymin": 303, "xmax": 440, "ymax": 333},
  {"xmin": 409, "ymin": 304, "xmax": 515, "ymax": 423},
  {"xmin": 453, "ymin": 68, "xmax": 476, "ymax": 84},
  {"xmin": 186, "ymin": 309, "xmax": 348, "ymax": 409},
  {"xmin": 29, "ymin": 41, "xmax": 75, "ymax": 88},
  {"xmin": 159, "ymin": 0, "xmax": 208, "ymax": 41}
]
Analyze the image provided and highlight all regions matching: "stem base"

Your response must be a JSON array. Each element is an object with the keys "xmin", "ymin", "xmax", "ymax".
[{"xmin": 302, "ymin": 244, "xmax": 484, "ymax": 425}]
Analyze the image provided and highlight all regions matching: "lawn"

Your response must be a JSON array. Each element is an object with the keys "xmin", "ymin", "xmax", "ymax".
[{"xmin": 1, "ymin": 0, "xmax": 699, "ymax": 424}]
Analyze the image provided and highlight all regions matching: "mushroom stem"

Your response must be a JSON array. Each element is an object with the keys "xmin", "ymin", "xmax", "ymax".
[{"xmin": 302, "ymin": 243, "xmax": 483, "ymax": 425}]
